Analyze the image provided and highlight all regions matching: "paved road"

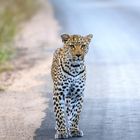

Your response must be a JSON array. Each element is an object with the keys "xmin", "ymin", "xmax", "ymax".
[{"xmin": 35, "ymin": 0, "xmax": 140, "ymax": 140}]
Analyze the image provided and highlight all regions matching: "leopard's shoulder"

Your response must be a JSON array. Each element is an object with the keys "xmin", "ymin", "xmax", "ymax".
[{"xmin": 53, "ymin": 47, "xmax": 64, "ymax": 59}]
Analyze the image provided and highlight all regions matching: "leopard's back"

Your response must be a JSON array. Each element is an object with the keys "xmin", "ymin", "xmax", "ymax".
[{"xmin": 51, "ymin": 48, "xmax": 63, "ymax": 81}]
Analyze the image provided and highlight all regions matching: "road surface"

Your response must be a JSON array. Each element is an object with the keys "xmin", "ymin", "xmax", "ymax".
[{"xmin": 34, "ymin": 0, "xmax": 140, "ymax": 140}]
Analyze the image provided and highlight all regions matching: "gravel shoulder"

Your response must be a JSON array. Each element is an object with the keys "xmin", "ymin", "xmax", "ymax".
[{"xmin": 0, "ymin": 0, "xmax": 61, "ymax": 139}]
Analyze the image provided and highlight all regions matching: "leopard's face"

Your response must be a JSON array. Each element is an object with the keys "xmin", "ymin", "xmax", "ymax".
[{"xmin": 61, "ymin": 34, "xmax": 93, "ymax": 62}]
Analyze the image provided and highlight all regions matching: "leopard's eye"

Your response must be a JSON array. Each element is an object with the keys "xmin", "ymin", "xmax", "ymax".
[
  {"xmin": 81, "ymin": 45, "xmax": 86, "ymax": 49},
  {"xmin": 69, "ymin": 45, "xmax": 75, "ymax": 49}
]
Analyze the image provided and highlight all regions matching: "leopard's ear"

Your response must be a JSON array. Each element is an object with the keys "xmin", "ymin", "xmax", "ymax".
[
  {"xmin": 85, "ymin": 34, "xmax": 93, "ymax": 42},
  {"xmin": 61, "ymin": 34, "xmax": 70, "ymax": 43}
]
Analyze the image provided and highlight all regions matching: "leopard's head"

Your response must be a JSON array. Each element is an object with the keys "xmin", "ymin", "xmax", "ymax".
[{"xmin": 61, "ymin": 34, "xmax": 93, "ymax": 62}]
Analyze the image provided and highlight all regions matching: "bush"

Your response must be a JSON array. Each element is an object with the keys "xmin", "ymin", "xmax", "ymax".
[{"xmin": 0, "ymin": 0, "xmax": 39, "ymax": 71}]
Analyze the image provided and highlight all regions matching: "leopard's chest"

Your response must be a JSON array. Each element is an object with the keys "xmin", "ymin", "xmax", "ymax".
[{"xmin": 60, "ymin": 58, "xmax": 85, "ymax": 77}]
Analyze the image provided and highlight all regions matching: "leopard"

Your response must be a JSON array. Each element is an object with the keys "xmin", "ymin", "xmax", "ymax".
[{"xmin": 51, "ymin": 34, "xmax": 93, "ymax": 139}]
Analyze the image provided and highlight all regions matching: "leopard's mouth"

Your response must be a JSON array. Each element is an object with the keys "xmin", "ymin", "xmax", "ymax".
[
  {"xmin": 72, "ymin": 59, "xmax": 83, "ymax": 66},
  {"xmin": 72, "ymin": 56, "xmax": 84, "ymax": 61},
  {"xmin": 72, "ymin": 59, "xmax": 82, "ymax": 63}
]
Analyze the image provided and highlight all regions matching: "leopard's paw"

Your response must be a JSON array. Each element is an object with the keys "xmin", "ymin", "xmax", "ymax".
[
  {"xmin": 55, "ymin": 131, "xmax": 68, "ymax": 139},
  {"xmin": 69, "ymin": 129, "xmax": 84, "ymax": 137}
]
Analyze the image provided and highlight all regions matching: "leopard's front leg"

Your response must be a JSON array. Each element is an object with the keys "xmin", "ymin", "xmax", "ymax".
[
  {"xmin": 69, "ymin": 94, "xmax": 84, "ymax": 137},
  {"xmin": 67, "ymin": 81, "xmax": 85, "ymax": 137},
  {"xmin": 53, "ymin": 86, "xmax": 68, "ymax": 139}
]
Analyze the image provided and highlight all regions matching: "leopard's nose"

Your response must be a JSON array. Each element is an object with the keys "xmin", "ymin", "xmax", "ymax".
[{"xmin": 76, "ymin": 54, "xmax": 81, "ymax": 57}]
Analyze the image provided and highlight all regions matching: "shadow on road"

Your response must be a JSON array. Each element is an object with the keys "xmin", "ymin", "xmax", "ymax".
[{"xmin": 34, "ymin": 91, "xmax": 55, "ymax": 140}]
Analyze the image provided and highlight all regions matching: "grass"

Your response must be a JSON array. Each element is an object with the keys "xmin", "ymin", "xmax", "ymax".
[{"xmin": 0, "ymin": 0, "xmax": 40, "ymax": 72}]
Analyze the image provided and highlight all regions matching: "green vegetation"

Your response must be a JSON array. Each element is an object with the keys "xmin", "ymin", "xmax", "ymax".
[{"xmin": 0, "ymin": 0, "xmax": 39, "ymax": 72}]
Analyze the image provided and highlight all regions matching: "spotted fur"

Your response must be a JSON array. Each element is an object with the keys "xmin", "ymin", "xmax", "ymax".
[{"xmin": 51, "ymin": 34, "xmax": 93, "ymax": 139}]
